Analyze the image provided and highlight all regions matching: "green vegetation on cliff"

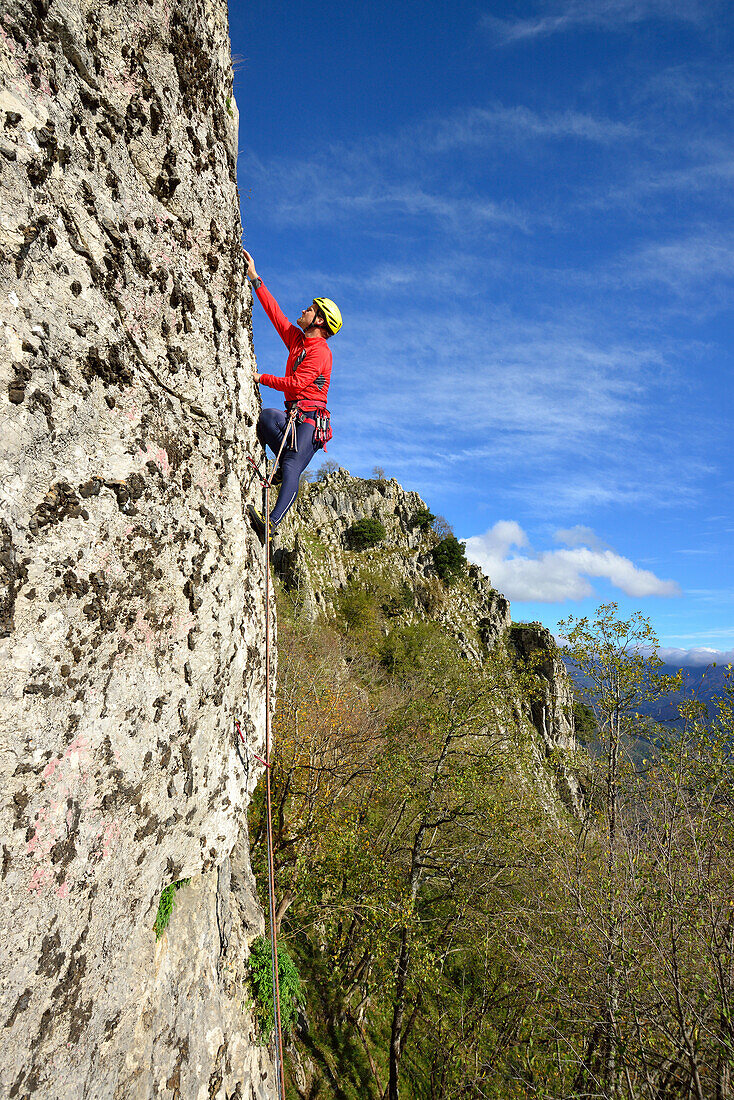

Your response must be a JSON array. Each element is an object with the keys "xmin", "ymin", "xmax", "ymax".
[
  {"xmin": 254, "ymin": 478, "xmax": 734, "ymax": 1099},
  {"xmin": 251, "ymin": 585, "xmax": 558, "ymax": 1099}
]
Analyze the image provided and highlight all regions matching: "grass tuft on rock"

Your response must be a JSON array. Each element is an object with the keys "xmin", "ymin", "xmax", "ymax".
[{"xmin": 153, "ymin": 878, "xmax": 190, "ymax": 939}]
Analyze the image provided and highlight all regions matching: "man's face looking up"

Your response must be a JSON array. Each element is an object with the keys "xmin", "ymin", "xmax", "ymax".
[{"xmin": 297, "ymin": 303, "xmax": 322, "ymax": 331}]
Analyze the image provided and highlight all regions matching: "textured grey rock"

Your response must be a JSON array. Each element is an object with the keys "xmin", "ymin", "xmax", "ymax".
[
  {"xmin": 0, "ymin": 1, "xmax": 274, "ymax": 1097},
  {"xmin": 508, "ymin": 622, "xmax": 583, "ymax": 811}
]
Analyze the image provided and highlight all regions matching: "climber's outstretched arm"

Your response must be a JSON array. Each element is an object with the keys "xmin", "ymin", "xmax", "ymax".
[{"xmin": 243, "ymin": 248, "xmax": 299, "ymax": 351}]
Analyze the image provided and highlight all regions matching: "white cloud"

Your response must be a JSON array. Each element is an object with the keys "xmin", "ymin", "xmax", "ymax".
[
  {"xmin": 483, "ymin": 0, "xmax": 715, "ymax": 44},
  {"xmin": 464, "ymin": 521, "xmax": 680, "ymax": 602},
  {"xmin": 554, "ymin": 525, "xmax": 607, "ymax": 550}
]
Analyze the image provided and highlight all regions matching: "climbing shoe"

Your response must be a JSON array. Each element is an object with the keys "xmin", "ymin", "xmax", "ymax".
[{"xmin": 247, "ymin": 505, "xmax": 272, "ymax": 545}]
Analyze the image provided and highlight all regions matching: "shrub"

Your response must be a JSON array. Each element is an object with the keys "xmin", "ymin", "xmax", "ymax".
[
  {"xmin": 412, "ymin": 507, "xmax": 435, "ymax": 530},
  {"xmin": 336, "ymin": 583, "xmax": 378, "ymax": 633},
  {"xmin": 153, "ymin": 878, "xmax": 190, "ymax": 939},
  {"xmin": 381, "ymin": 581, "xmax": 414, "ymax": 618},
  {"xmin": 432, "ymin": 535, "xmax": 466, "ymax": 583},
  {"xmin": 249, "ymin": 935, "xmax": 302, "ymax": 1039},
  {"xmin": 415, "ymin": 576, "xmax": 445, "ymax": 614},
  {"xmin": 378, "ymin": 621, "xmax": 446, "ymax": 676},
  {"xmin": 346, "ymin": 517, "xmax": 386, "ymax": 551}
]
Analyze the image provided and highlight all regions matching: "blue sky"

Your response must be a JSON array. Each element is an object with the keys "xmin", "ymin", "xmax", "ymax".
[{"xmin": 229, "ymin": 0, "xmax": 734, "ymax": 661}]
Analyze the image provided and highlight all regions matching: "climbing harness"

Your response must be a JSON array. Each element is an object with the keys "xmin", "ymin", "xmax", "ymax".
[
  {"xmin": 239, "ymin": 406, "xmax": 297, "ymax": 1100},
  {"xmin": 286, "ymin": 402, "xmax": 333, "ymax": 450}
]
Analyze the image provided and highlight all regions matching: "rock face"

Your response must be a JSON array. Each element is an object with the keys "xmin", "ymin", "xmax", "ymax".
[
  {"xmin": 275, "ymin": 469, "xmax": 582, "ymax": 811},
  {"xmin": 274, "ymin": 471, "xmax": 512, "ymax": 657},
  {"xmin": 508, "ymin": 621, "xmax": 582, "ymax": 810},
  {"xmin": 1, "ymin": 2, "xmax": 274, "ymax": 1097}
]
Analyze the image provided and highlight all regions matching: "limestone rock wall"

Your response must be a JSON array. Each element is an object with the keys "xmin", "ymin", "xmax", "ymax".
[
  {"xmin": 0, "ymin": 2, "xmax": 274, "ymax": 1097},
  {"xmin": 508, "ymin": 622, "xmax": 583, "ymax": 811}
]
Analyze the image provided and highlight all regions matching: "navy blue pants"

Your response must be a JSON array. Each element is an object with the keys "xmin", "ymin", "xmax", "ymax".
[{"xmin": 257, "ymin": 408, "xmax": 319, "ymax": 527}]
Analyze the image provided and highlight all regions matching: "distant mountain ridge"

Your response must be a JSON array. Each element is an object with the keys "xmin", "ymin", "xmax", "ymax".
[{"xmin": 565, "ymin": 658, "xmax": 731, "ymax": 728}]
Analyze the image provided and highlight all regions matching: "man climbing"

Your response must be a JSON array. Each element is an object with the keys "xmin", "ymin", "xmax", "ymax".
[{"xmin": 243, "ymin": 249, "xmax": 342, "ymax": 543}]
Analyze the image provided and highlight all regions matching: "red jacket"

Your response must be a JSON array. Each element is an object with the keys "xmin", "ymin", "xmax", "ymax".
[{"xmin": 255, "ymin": 282, "xmax": 332, "ymax": 411}]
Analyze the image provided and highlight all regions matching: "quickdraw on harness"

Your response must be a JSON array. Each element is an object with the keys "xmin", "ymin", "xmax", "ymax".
[{"xmin": 286, "ymin": 402, "xmax": 333, "ymax": 451}]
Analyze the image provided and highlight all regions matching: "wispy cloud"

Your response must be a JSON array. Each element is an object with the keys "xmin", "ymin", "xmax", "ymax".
[
  {"xmin": 622, "ymin": 233, "xmax": 734, "ymax": 296},
  {"xmin": 687, "ymin": 589, "xmax": 734, "ymax": 605},
  {"xmin": 482, "ymin": 0, "xmax": 715, "ymax": 45},
  {"xmin": 593, "ymin": 157, "xmax": 734, "ymax": 213},
  {"xmin": 464, "ymin": 521, "xmax": 680, "ymax": 602},
  {"xmin": 243, "ymin": 151, "xmax": 529, "ymax": 233},
  {"xmin": 420, "ymin": 105, "xmax": 635, "ymax": 151},
  {"xmin": 241, "ymin": 100, "xmax": 635, "ymax": 235}
]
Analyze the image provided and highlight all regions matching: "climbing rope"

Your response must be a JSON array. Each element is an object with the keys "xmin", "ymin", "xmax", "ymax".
[{"xmin": 239, "ymin": 407, "xmax": 297, "ymax": 1100}]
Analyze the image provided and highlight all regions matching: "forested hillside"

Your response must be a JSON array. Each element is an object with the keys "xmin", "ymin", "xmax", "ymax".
[{"xmin": 248, "ymin": 471, "xmax": 734, "ymax": 1099}]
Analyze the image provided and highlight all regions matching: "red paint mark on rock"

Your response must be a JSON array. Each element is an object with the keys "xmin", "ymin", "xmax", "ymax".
[
  {"xmin": 137, "ymin": 443, "xmax": 171, "ymax": 478},
  {"xmin": 28, "ymin": 866, "xmax": 52, "ymax": 893}
]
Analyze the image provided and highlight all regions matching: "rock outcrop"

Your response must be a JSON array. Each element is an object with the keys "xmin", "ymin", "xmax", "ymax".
[
  {"xmin": 275, "ymin": 469, "xmax": 582, "ymax": 811},
  {"xmin": 1, "ymin": 2, "xmax": 274, "ymax": 1097},
  {"xmin": 274, "ymin": 471, "xmax": 512, "ymax": 656}
]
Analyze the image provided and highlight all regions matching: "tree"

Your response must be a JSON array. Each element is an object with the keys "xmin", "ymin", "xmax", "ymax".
[
  {"xmin": 252, "ymin": 596, "xmax": 553, "ymax": 1100},
  {"xmin": 432, "ymin": 535, "xmax": 466, "ymax": 583},
  {"xmin": 431, "ymin": 514, "xmax": 453, "ymax": 538},
  {"xmin": 372, "ymin": 465, "xmax": 386, "ymax": 480},
  {"xmin": 346, "ymin": 517, "xmax": 386, "ymax": 550},
  {"xmin": 317, "ymin": 459, "xmax": 340, "ymax": 480},
  {"xmin": 411, "ymin": 507, "xmax": 435, "ymax": 531},
  {"xmin": 559, "ymin": 604, "xmax": 681, "ymax": 1098}
]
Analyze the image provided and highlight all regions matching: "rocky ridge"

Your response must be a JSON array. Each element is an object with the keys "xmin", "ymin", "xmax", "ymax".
[
  {"xmin": 1, "ymin": 2, "xmax": 274, "ymax": 1098},
  {"xmin": 275, "ymin": 469, "xmax": 582, "ymax": 811}
]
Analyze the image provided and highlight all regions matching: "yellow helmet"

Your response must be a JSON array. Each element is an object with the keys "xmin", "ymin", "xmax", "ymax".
[{"xmin": 313, "ymin": 297, "xmax": 342, "ymax": 335}]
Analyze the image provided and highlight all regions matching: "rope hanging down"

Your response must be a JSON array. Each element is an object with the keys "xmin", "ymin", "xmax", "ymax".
[{"xmin": 239, "ymin": 407, "xmax": 296, "ymax": 1100}]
